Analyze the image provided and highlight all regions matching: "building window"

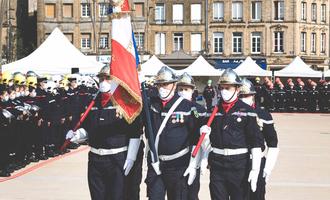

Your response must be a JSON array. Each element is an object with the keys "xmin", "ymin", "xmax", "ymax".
[
  {"xmin": 321, "ymin": 4, "xmax": 326, "ymax": 22},
  {"xmin": 213, "ymin": 32, "xmax": 224, "ymax": 53},
  {"xmin": 311, "ymin": 3, "xmax": 317, "ymax": 22},
  {"xmin": 134, "ymin": 32, "xmax": 144, "ymax": 50},
  {"xmin": 251, "ymin": 1, "xmax": 262, "ymax": 21},
  {"xmin": 300, "ymin": 32, "xmax": 306, "ymax": 52},
  {"xmin": 155, "ymin": 33, "xmax": 165, "ymax": 55},
  {"xmin": 232, "ymin": 32, "xmax": 242, "ymax": 53},
  {"xmin": 173, "ymin": 33, "xmax": 184, "ymax": 51},
  {"xmin": 311, "ymin": 33, "xmax": 316, "ymax": 53},
  {"xmin": 274, "ymin": 1, "xmax": 284, "ymax": 20},
  {"xmin": 99, "ymin": 3, "xmax": 109, "ymax": 17},
  {"xmin": 64, "ymin": 33, "xmax": 74, "ymax": 44},
  {"xmin": 99, "ymin": 34, "xmax": 109, "ymax": 49},
  {"xmin": 191, "ymin": 33, "xmax": 202, "ymax": 53},
  {"xmin": 81, "ymin": 4, "xmax": 91, "ymax": 17},
  {"xmin": 155, "ymin": 4, "xmax": 165, "ymax": 24},
  {"xmin": 213, "ymin": 2, "xmax": 224, "ymax": 21},
  {"xmin": 232, "ymin": 2, "xmax": 243, "ymax": 21},
  {"xmin": 173, "ymin": 4, "xmax": 183, "ymax": 24},
  {"xmin": 301, "ymin": 2, "xmax": 306, "ymax": 21},
  {"xmin": 81, "ymin": 34, "xmax": 91, "ymax": 49},
  {"xmin": 134, "ymin": 3, "xmax": 144, "ymax": 17},
  {"xmin": 191, "ymin": 4, "xmax": 201, "ymax": 24},
  {"xmin": 321, "ymin": 33, "xmax": 326, "ymax": 53},
  {"xmin": 63, "ymin": 4, "xmax": 73, "ymax": 18},
  {"xmin": 251, "ymin": 32, "xmax": 261, "ymax": 54},
  {"xmin": 45, "ymin": 4, "xmax": 56, "ymax": 18},
  {"xmin": 274, "ymin": 31, "xmax": 283, "ymax": 53}
]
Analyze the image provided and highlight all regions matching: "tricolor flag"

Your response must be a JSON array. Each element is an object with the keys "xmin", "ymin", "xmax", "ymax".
[{"xmin": 109, "ymin": 0, "xmax": 142, "ymax": 124}]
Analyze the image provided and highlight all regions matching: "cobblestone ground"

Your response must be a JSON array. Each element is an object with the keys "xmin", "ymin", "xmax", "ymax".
[{"xmin": 0, "ymin": 113, "xmax": 329, "ymax": 200}]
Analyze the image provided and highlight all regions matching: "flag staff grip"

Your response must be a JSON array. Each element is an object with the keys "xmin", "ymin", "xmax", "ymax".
[
  {"xmin": 192, "ymin": 106, "xmax": 218, "ymax": 157},
  {"xmin": 60, "ymin": 91, "xmax": 100, "ymax": 151}
]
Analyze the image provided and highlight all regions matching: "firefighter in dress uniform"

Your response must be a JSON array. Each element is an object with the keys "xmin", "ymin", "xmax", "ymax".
[
  {"xmin": 35, "ymin": 77, "xmax": 50, "ymax": 160},
  {"xmin": 239, "ymin": 78, "xmax": 279, "ymax": 200},
  {"xmin": 177, "ymin": 72, "xmax": 207, "ymax": 200},
  {"xmin": 144, "ymin": 66, "xmax": 205, "ymax": 200},
  {"xmin": 203, "ymin": 80, "xmax": 216, "ymax": 112},
  {"xmin": 307, "ymin": 81, "xmax": 319, "ymax": 112},
  {"xmin": 200, "ymin": 69, "xmax": 264, "ymax": 200},
  {"xmin": 0, "ymin": 86, "xmax": 13, "ymax": 177},
  {"xmin": 65, "ymin": 66, "xmax": 143, "ymax": 200}
]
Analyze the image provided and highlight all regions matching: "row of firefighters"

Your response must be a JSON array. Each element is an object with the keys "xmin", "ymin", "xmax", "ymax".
[
  {"xmin": 202, "ymin": 77, "xmax": 330, "ymax": 113},
  {"xmin": 0, "ymin": 67, "xmax": 281, "ymax": 200}
]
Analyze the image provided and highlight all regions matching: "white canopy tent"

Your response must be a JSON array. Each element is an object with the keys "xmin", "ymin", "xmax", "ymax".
[
  {"xmin": 324, "ymin": 70, "xmax": 330, "ymax": 78},
  {"xmin": 175, "ymin": 55, "xmax": 223, "ymax": 76},
  {"xmin": 140, "ymin": 55, "xmax": 168, "ymax": 76},
  {"xmin": 233, "ymin": 56, "xmax": 272, "ymax": 77},
  {"xmin": 274, "ymin": 56, "xmax": 322, "ymax": 78},
  {"xmin": 2, "ymin": 27, "xmax": 103, "ymax": 74}
]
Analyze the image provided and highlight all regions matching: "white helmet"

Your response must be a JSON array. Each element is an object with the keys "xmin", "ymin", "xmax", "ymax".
[
  {"xmin": 45, "ymin": 81, "xmax": 57, "ymax": 93},
  {"xmin": 51, "ymin": 75, "xmax": 62, "ymax": 87}
]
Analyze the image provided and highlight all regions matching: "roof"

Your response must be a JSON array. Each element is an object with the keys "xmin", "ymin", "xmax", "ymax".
[
  {"xmin": 234, "ymin": 56, "xmax": 272, "ymax": 77},
  {"xmin": 2, "ymin": 27, "xmax": 103, "ymax": 74},
  {"xmin": 274, "ymin": 56, "xmax": 322, "ymax": 78},
  {"xmin": 140, "ymin": 55, "xmax": 168, "ymax": 76},
  {"xmin": 175, "ymin": 55, "xmax": 223, "ymax": 76}
]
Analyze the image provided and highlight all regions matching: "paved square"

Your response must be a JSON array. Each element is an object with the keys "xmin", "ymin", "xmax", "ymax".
[{"xmin": 0, "ymin": 113, "xmax": 329, "ymax": 200}]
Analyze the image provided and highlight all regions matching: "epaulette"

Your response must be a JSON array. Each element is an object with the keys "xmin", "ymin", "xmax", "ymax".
[{"xmin": 191, "ymin": 107, "xmax": 199, "ymax": 118}]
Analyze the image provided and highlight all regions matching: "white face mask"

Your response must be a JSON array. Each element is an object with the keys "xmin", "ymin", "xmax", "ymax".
[
  {"xmin": 30, "ymin": 91, "xmax": 36, "ymax": 97},
  {"xmin": 241, "ymin": 96, "xmax": 254, "ymax": 106},
  {"xmin": 158, "ymin": 87, "xmax": 174, "ymax": 100},
  {"xmin": 9, "ymin": 94, "xmax": 16, "ymax": 100},
  {"xmin": 178, "ymin": 90, "xmax": 192, "ymax": 101},
  {"xmin": 24, "ymin": 91, "xmax": 30, "ymax": 96},
  {"xmin": 1, "ymin": 96, "xmax": 9, "ymax": 102},
  {"xmin": 8, "ymin": 82, "xmax": 13, "ymax": 87},
  {"xmin": 15, "ymin": 92, "xmax": 21, "ymax": 98},
  {"xmin": 220, "ymin": 89, "xmax": 238, "ymax": 103},
  {"xmin": 99, "ymin": 81, "xmax": 111, "ymax": 93}
]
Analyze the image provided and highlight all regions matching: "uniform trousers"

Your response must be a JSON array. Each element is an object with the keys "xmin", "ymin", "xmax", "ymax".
[{"xmin": 88, "ymin": 151, "xmax": 126, "ymax": 200}]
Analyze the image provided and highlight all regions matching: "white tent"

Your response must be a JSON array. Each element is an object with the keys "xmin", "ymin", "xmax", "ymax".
[
  {"xmin": 274, "ymin": 56, "xmax": 322, "ymax": 78},
  {"xmin": 2, "ymin": 27, "xmax": 103, "ymax": 74},
  {"xmin": 324, "ymin": 70, "xmax": 330, "ymax": 78},
  {"xmin": 233, "ymin": 56, "xmax": 272, "ymax": 77},
  {"xmin": 175, "ymin": 55, "xmax": 223, "ymax": 76},
  {"xmin": 140, "ymin": 55, "xmax": 167, "ymax": 76}
]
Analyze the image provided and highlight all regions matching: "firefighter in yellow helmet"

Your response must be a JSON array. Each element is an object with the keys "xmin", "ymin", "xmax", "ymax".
[
  {"xmin": 14, "ymin": 73, "xmax": 26, "ymax": 86},
  {"xmin": 26, "ymin": 76, "xmax": 37, "ymax": 88},
  {"xmin": 1, "ymin": 71, "xmax": 14, "ymax": 86}
]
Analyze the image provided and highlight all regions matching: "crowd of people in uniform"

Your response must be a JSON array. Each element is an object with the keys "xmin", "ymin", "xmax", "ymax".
[
  {"xmin": 203, "ymin": 76, "xmax": 330, "ymax": 113},
  {"xmin": 0, "ymin": 65, "xmax": 297, "ymax": 200},
  {"xmin": 0, "ymin": 71, "xmax": 98, "ymax": 177}
]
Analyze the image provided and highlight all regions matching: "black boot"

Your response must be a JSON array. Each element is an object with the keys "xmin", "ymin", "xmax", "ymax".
[
  {"xmin": 0, "ymin": 169, "xmax": 11, "ymax": 177},
  {"xmin": 28, "ymin": 153, "xmax": 39, "ymax": 162}
]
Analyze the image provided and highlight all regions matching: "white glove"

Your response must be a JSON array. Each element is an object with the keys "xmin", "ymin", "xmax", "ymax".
[
  {"xmin": 123, "ymin": 138, "xmax": 141, "ymax": 176},
  {"xmin": 151, "ymin": 161, "xmax": 161, "ymax": 175},
  {"xmin": 184, "ymin": 146, "xmax": 203, "ymax": 185},
  {"xmin": 66, "ymin": 130, "xmax": 75, "ymax": 140},
  {"xmin": 263, "ymin": 147, "xmax": 279, "ymax": 183},
  {"xmin": 248, "ymin": 148, "xmax": 262, "ymax": 192},
  {"xmin": 66, "ymin": 128, "xmax": 88, "ymax": 143},
  {"xmin": 200, "ymin": 150, "xmax": 210, "ymax": 175},
  {"xmin": 200, "ymin": 125, "xmax": 211, "ymax": 152}
]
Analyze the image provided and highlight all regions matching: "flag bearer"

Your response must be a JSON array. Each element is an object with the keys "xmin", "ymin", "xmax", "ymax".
[{"xmin": 201, "ymin": 69, "xmax": 263, "ymax": 200}]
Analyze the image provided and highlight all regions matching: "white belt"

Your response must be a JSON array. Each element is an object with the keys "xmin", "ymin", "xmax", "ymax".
[
  {"xmin": 159, "ymin": 147, "xmax": 190, "ymax": 161},
  {"xmin": 90, "ymin": 146, "xmax": 128, "ymax": 156},
  {"xmin": 212, "ymin": 147, "xmax": 248, "ymax": 156}
]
